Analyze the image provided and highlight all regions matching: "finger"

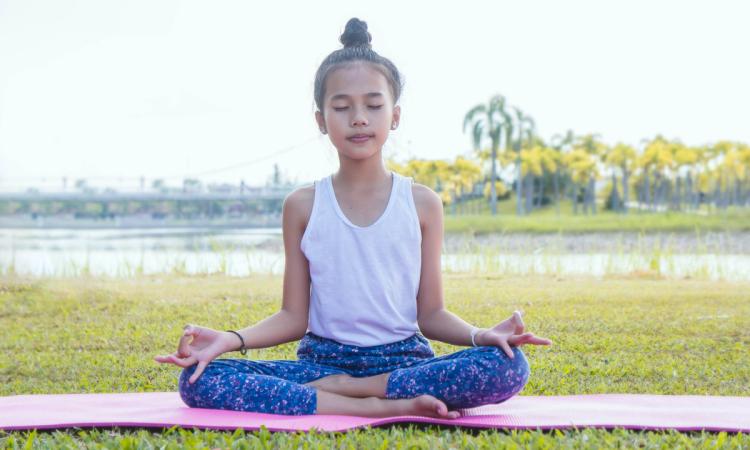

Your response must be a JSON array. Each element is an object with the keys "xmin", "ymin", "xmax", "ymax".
[
  {"xmin": 513, "ymin": 310, "xmax": 525, "ymax": 333},
  {"xmin": 153, "ymin": 354, "xmax": 170, "ymax": 364},
  {"xmin": 518, "ymin": 332, "xmax": 551, "ymax": 345},
  {"xmin": 189, "ymin": 360, "xmax": 209, "ymax": 384},
  {"xmin": 508, "ymin": 332, "xmax": 534, "ymax": 346},
  {"xmin": 154, "ymin": 352, "xmax": 182, "ymax": 363},
  {"xmin": 528, "ymin": 336, "xmax": 553, "ymax": 345},
  {"xmin": 178, "ymin": 328, "xmax": 193, "ymax": 357},
  {"xmin": 510, "ymin": 333, "xmax": 553, "ymax": 347},
  {"xmin": 167, "ymin": 353, "xmax": 198, "ymax": 368},
  {"xmin": 498, "ymin": 340, "xmax": 514, "ymax": 359}
]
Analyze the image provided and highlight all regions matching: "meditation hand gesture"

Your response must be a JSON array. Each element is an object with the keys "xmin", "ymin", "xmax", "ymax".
[
  {"xmin": 154, "ymin": 324, "xmax": 236, "ymax": 384},
  {"xmin": 475, "ymin": 310, "xmax": 552, "ymax": 359}
]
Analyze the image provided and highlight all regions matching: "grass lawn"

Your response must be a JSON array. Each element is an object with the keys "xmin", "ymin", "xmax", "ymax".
[
  {"xmin": 444, "ymin": 198, "xmax": 750, "ymax": 234},
  {"xmin": 1, "ymin": 273, "xmax": 749, "ymax": 448}
]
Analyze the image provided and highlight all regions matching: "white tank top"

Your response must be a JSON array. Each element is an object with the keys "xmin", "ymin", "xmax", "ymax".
[{"xmin": 300, "ymin": 171, "xmax": 422, "ymax": 347}]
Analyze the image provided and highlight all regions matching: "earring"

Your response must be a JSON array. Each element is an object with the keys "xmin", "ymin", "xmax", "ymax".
[{"xmin": 391, "ymin": 123, "xmax": 397, "ymax": 130}]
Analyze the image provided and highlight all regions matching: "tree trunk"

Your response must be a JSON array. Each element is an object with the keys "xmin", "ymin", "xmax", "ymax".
[
  {"xmin": 588, "ymin": 178, "xmax": 597, "ymax": 214},
  {"xmin": 582, "ymin": 182, "xmax": 590, "ymax": 215},
  {"xmin": 536, "ymin": 175, "xmax": 545, "ymax": 209},
  {"xmin": 713, "ymin": 177, "xmax": 722, "ymax": 210},
  {"xmin": 734, "ymin": 179, "xmax": 741, "ymax": 206},
  {"xmin": 610, "ymin": 172, "xmax": 620, "ymax": 212},
  {"xmin": 622, "ymin": 169, "xmax": 629, "ymax": 214},
  {"xmin": 528, "ymin": 175, "xmax": 534, "ymax": 212},
  {"xmin": 490, "ymin": 145, "xmax": 498, "ymax": 215},
  {"xmin": 515, "ymin": 156, "xmax": 523, "ymax": 216},
  {"xmin": 554, "ymin": 169, "xmax": 560, "ymax": 215}
]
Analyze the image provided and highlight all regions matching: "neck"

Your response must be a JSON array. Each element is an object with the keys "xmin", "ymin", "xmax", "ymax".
[{"xmin": 334, "ymin": 154, "xmax": 392, "ymax": 190}]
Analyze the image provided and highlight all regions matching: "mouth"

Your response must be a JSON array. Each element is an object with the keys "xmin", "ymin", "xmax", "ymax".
[{"xmin": 348, "ymin": 134, "xmax": 373, "ymax": 143}]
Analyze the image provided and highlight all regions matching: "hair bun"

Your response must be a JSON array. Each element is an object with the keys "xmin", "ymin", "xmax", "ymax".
[{"xmin": 339, "ymin": 18, "xmax": 372, "ymax": 49}]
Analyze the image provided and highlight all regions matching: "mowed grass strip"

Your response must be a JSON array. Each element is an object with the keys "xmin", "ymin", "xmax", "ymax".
[
  {"xmin": 443, "ymin": 205, "xmax": 750, "ymax": 234},
  {"xmin": 1, "ymin": 273, "xmax": 748, "ymax": 448}
]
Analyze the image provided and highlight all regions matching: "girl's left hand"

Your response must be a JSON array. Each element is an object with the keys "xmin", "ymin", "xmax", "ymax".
[{"xmin": 475, "ymin": 310, "xmax": 552, "ymax": 359}]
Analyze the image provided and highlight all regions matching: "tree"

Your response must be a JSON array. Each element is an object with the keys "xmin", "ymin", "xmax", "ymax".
[
  {"xmin": 672, "ymin": 142, "xmax": 699, "ymax": 211},
  {"xmin": 550, "ymin": 130, "xmax": 575, "ymax": 215},
  {"xmin": 182, "ymin": 178, "xmax": 202, "ymax": 194},
  {"xmin": 511, "ymin": 106, "xmax": 536, "ymax": 215},
  {"xmin": 638, "ymin": 135, "xmax": 674, "ymax": 211},
  {"xmin": 572, "ymin": 134, "xmax": 607, "ymax": 214},
  {"xmin": 463, "ymin": 94, "xmax": 513, "ymax": 215},
  {"xmin": 605, "ymin": 143, "xmax": 636, "ymax": 213},
  {"xmin": 151, "ymin": 179, "xmax": 167, "ymax": 194},
  {"xmin": 387, "ymin": 156, "xmax": 483, "ymax": 214},
  {"xmin": 563, "ymin": 149, "xmax": 597, "ymax": 214}
]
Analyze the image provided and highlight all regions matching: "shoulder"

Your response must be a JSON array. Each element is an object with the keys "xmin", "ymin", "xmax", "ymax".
[
  {"xmin": 283, "ymin": 183, "xmax": 315, "ymax": 230},
  {"xmin": 410, "ymin": 182, "xmax": 443, "ymax": 227}
]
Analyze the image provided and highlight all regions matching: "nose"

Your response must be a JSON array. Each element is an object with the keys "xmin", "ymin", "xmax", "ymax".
[{"xmin": 351, "ymin": 107, "xmax": 368, "ymax": 127}]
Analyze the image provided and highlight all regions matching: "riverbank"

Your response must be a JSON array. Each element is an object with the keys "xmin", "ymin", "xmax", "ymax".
[
  {"xmin": 0, "ymin": 215, "xmax": 281, "ymax": 229},
  {"xmin": 4, "ymin": 207, "xmax": 749, "ymax": 233},
  {"xmin": 444, "ymin": 209, "xmax": 750, "ymax": 234}
]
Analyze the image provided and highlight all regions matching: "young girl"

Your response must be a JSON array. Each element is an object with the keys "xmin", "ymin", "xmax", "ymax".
[{"xmin": 155, "ymin": 17, "xmax": 552, "ymax": 419}]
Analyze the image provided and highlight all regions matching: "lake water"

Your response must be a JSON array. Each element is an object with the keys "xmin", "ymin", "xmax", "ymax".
[{"xmin": 1, "ymin": 228, "xmax": 749, "ymax": 280}]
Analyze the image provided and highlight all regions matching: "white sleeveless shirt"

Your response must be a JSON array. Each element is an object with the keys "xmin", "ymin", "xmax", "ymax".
[{"xmin": 300, "ymin": 171, "xmax": 422, "ymax": 347}]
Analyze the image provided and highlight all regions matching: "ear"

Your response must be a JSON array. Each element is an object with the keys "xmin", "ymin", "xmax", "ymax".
[
  {"xmin": 315, "ymin": 110, "xmax": 326, "ymax": 133},
  {"xmin": 391, "ymin": 104, "xmax": 401, "ymax": 129}
]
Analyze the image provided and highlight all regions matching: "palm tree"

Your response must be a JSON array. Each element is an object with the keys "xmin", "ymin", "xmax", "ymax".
[
  {"xmin": 519, "ymin": 143, "xmax": 556, "ymax": 213},
  {"xmin": 672, "ymin": 142, "xmax": 699, "ymax": 211},
  {"xmin": 550, "ymin": 130, "xmax": 575, "ymax": 215},
  {"xmin": 573, "ymin": 134, "xmax": 606, "ymax": 214},
  {"xmin": 563, "ymin": 148, "xmax": 597, "ymax": 215},
  {"xmin": 512, "ymin": 107, "xmax": 536, "ymax": 215},
  {"xmin": 463, "ymin": 94, "xmax": 512, "ymax": 215},
  {"xmin": 606, "ymin": 143, "xmax": 636, "ymax": 213},
  {"xmin": 639, "ymin": 135, "xmax": 674, "ymax": 211},
  {"xmin": 739, "ymin": 143, "xmax": 750, "ymax": 206}
]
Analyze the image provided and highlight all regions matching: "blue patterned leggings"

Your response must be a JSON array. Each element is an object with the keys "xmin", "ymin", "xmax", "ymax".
[{"xmin": 178, "ymin": 332, "xmax": 530, "ymax": 415}]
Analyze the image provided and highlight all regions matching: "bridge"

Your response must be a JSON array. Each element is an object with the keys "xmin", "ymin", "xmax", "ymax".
[{"xmin": 0, "ymin": 188, "xmax": 292, "ymax": 202}]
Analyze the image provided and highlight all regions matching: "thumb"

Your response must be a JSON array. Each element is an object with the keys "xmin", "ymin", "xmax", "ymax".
[
  {"xmin": 500, "ymin": 340, "xmax": 514, "ymax": 359},
  {"xmin": 189, "ymin": 360, "xmax": 209, "ymax": 384}
]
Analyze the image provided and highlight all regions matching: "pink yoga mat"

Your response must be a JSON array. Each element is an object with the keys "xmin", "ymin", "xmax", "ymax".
[{"xmin": 1, "ymin": 392, "xmax": 748, "ymax": 433}]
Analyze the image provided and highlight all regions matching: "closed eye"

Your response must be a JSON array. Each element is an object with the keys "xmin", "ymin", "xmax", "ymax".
[{"xmin": 333, "ymin": 105, "xmax": 383, "ymax": 111}]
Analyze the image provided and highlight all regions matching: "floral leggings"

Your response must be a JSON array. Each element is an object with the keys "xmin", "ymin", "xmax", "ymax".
[{"xmin": 178, "ymin": 331, "xmax": 530, "ymax": 416}]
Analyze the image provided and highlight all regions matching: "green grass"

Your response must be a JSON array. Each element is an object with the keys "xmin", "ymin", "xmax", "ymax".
[
  {"xmin": 1, "ymin": 273, "xmax": 749, "ymax": 448},
  {"xmin": 444, "ymin": 198, "xmax": 750, "ymax": 234}
]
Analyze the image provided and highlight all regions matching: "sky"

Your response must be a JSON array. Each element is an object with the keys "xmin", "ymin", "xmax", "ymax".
[{"xmin": 1, "ymin": 0, "xmax": 748, "ymax": 191}]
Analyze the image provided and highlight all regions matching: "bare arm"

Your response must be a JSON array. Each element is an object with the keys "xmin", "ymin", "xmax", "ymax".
[
  {"xmin": 413, "ymin": 184, "xmax": 485, "ymax": 346},
  {"xmin": 225, "ymin": 187, "xmax": 313, "ymax": 352}
]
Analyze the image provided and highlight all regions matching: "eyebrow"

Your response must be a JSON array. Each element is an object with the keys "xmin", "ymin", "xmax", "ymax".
[{"xmin": 330, "ymin": 92, "xmax": 384, "ymax": 102}]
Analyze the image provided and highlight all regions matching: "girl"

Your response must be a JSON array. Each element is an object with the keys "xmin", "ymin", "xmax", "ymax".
[{"xmin": 155, "ymin": 17, "xmax": 552, "ymax": 419}]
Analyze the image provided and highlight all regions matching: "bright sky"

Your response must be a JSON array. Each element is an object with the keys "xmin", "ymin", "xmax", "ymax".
[{"xmin": 1, "ymin": 0, "xmax": 748, "ymax": 191}]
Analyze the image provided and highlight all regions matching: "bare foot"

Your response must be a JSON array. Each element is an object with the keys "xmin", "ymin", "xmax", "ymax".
[{"xmin": 391, "ymin": 394, "xmax": 461, "ymax": 420}]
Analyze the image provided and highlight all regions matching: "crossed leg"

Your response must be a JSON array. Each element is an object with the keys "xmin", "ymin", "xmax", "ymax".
[
  {"xmin": 179, "ymin": 357, "xmax": 459, "ymax": 418},
  {"xmin": 306, "ymin": 345, "xmax": 530, "ymax": 410}
]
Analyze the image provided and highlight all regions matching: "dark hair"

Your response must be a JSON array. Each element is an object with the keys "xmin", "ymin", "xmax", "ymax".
[{"xmin": 313, "ymin": 18, "xmax": 403, "ymax": 116}]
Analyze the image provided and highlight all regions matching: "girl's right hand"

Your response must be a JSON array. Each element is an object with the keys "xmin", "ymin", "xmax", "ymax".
[{"xmin": 154, "ymin": 324, "xmax": 238, "ymax": 384}]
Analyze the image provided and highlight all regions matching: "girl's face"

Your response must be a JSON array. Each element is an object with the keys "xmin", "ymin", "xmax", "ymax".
[{"xmin": 315, "ymin": 63, "xmax": 400, "ymax": 162}]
